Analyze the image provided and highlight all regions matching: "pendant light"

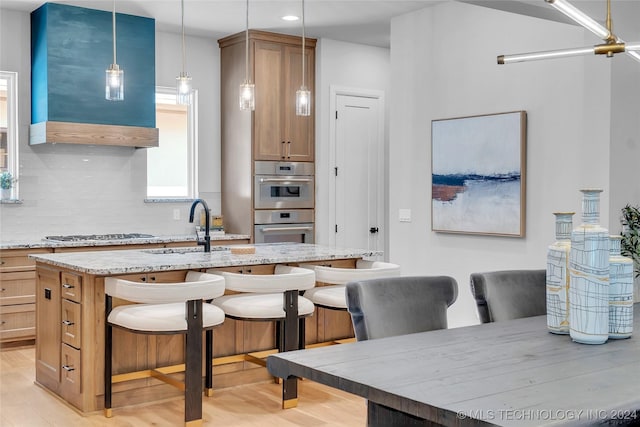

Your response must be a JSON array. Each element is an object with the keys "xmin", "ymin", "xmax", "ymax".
[
  {"xmin": 239, "ymin": 0, "xmax": 255, "ymax": 111},
  {"xmin": 498, "ymin": 0, "xmax": 640, "ymax": 65},
  {"xmin": 295, "ymin": 0, "xmax": 310, "ymax": 116},
  {"xmin": 105, "ymin": 0, "xmax": 124, "ymax": 101},
  {"xmin": 176, "ymin": 0, "xmax": 192, "ymax": 105}
]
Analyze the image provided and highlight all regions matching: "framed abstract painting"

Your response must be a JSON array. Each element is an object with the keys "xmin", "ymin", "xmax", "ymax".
[{"xmin": 431, "ymin": 111, "xmax": 527, "ymax": 237}]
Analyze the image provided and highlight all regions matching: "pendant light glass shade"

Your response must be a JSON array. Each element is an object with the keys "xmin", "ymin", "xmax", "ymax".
[
  {"xmin": 295, "ymin": 0, "xmax": 310, "ymax": 117},
  {"xmin": 105, "ymin": 64, "xmax": 124, "ymax": 100},
  {"xmin": 296, "ymin": 87, "xmax": 310, "ymax": 116},
  {"xmin": 239, "ymin": 80, "xmax": 255, "ymax": 110},
  {"xmin": 105, "ymin": 0, "xmax": 124, "ymax": 101},
  {"xmin": 176, "ymin": 72, "xmax": 192, "ymax": 104},
  {"xmin": 176, "ymin": 0, "xmax": 192, "ymax": 105},
  {"xmin": 239, "ymin": 0, "xmax": 255, "ymax": 111}
]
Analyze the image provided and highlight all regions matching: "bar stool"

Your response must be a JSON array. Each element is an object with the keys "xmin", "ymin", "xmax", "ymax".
[
  {"xmin": 207, "ymin": 265, "xmax": 315, "ymax": 409},
  {"xmin": 104, "ymin": 272, "xmax": 225, "ymax": 427},
  {"xmin": 300, "ymin": 260, "xmax": 401, "ymax": 310}
]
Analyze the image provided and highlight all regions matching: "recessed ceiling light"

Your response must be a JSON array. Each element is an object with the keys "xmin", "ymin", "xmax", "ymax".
[{"xmin": 281, "ymin": 15, "xmax": 299, "ymax": 21}]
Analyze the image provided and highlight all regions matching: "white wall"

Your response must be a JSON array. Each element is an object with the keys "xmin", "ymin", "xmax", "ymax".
[
  {"xmin": 0, "ymin": 8, "xmax": 221, "ymax": 240},
  {"xmin": 388, "ymin": 2, "xmax": 619, "ymax": 327},
  {"xmin": 315, "ymin": 38, "xmax": 390, "ymax": 248}
]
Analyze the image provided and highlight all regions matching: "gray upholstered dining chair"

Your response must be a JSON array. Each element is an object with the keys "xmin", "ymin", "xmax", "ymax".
[
  {"xmin": 345, "ymin": 276, "xmax": 458, "ymax": 341},
  {"xmin": 469, "ymin": 269, "xmax": 546, "ymax": 323}
]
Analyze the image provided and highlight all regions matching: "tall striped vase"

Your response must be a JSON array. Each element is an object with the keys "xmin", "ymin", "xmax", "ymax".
[
  {"xmin": 569, "ymin": 189, "xmax": 609, "ymax": 345},
  {"xmin": 608, "ymin": 235, "xmax": 634, "ymax": 339},
  {"xmin": 546, "ymin": 212, "xmax": 574, "ymax": 334}
]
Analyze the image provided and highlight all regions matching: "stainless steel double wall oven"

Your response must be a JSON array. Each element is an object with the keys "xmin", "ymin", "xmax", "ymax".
[{"xmin": 253, "ymin": 161, "xmax": 314, "ymax": 243}]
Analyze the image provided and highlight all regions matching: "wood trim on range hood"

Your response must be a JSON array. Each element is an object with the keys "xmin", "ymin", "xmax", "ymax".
[{"xmin": 29, "ymin": 121, "xmax": 159, "ymax": 148}]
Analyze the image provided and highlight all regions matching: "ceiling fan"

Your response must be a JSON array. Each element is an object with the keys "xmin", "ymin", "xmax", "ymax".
[{"xmin": 498, "ymin": 0, "xmax": 640, "ymax": 65}]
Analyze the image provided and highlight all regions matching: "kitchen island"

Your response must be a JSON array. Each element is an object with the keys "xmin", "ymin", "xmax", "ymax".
[{"xmin": 30, "ymin": 243, "xmax": 381, "ymax": 413}]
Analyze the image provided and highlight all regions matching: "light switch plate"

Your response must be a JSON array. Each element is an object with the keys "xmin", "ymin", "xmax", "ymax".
[{"xmin": 399, "ymin": 209, "xmax": 411, "ymax": 222}]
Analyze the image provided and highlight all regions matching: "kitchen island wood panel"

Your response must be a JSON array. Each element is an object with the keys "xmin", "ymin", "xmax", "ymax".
[
  {"xmin": 30, "ymin": 244, "xmax": 379, "ymax": 413},
  {"xmin": 0, "ymin": 237, "xmax": 250, "ymax": 345}
]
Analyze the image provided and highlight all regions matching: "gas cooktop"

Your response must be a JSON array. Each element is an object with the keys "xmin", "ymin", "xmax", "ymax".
[{"xmin": 44, "ymin": 233, "xmax": 156, "ymax": 242}]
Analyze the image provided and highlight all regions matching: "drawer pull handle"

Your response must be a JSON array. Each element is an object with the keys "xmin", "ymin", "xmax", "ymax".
[
  {"xmin": 62, "ymin": 365, "xmax": 75, "ymax": 372},
  {"xmin": 1, "ymin": 321, "xmax": 5, "ymax": 325},
  {"xmin": 62, "ymin": 320, "xmax": 75, "ymax": 326},
  {"xmin": 62, "ymin": 283, "xmax": 75, "ymax": 289},
  {"xmin": 1, "ymin": 288, "xmax": 5, "ymax": 292}
]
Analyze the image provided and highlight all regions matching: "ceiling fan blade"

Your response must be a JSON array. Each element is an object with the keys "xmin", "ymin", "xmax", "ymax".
[
  {"xmin": 545, "ymin": 0, "xmax": 610, "ymax": 40},
  {"xmin": 498, "ymin": 46, "xmax": 594, "ymax": 64}
]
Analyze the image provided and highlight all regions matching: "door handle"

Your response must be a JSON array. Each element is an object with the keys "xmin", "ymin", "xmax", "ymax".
[
  {"xmin": 259, "ymin": 178, "xmax": 312, "ymax": 183},
  {"xmin": 261, "ymin": 226, "xmax": 314, "ymax": 233},
  {"xmin": 369, "ymin": 227, "xmax": 379, "ymax": 234}
]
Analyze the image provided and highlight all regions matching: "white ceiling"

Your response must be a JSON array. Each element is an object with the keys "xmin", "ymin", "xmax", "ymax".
[{"xmin": 1, "ymin": 0, "xmax": 639, "ymax": 48}]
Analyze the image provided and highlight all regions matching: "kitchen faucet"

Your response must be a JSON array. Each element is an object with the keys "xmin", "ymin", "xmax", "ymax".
[{"xmin": 189, "ymin": 199, "xmax": 211, "ymax": 253}]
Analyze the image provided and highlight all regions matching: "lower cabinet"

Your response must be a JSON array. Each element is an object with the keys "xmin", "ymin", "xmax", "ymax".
[{"xmin": 0, "ymin": 248, "xmax": 51, "ymax": 344}]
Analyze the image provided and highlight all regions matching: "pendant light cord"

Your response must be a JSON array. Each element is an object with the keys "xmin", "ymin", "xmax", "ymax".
[
  {"xmin": 301, "ymin": 0, "xmax": 305, "ymax": 88},
  {"xmin": 181, "ymin": 0, "xmax": 186, "ymax": 74},
  {"xmin": 245, "ymin": 0, "xmax": 249, "ymax": 82},
  {"xmin": 112, "ymin": 0, "xmax": 117, "ymax": 64}
]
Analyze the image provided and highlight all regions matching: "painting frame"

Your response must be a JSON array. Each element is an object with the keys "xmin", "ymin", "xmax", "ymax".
[{"xmin": 431, "ymin": 111, "xmax": 527, "ymax": 237}]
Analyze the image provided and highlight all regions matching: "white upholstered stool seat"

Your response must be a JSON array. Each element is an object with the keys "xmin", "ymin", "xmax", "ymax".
[
  {"xmin": 207, "ymin": 265, "xmax": 315, "ymax": 409},
  {"xmin": 214, "ymin": 293, "xmax": 315, "ymax": 320},
  {"xmin": 300, "ymin": 260, "xmax": 401, "ymax": 310},
  {"xmin": 209, "ymin": 265, "xmax": 316, "ymax": 320},
  {"xmin": 108, "ymin": 301, "xmax": 226, "ymax": 332},
  {"xmin": 302, "ymin": 286, "xmax": 349, "ymax": 310},
  {"xmin": 104, "ymin": 271, "xmax": 225, "ymax": 426}
]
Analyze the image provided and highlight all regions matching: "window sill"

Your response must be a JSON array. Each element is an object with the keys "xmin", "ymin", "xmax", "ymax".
[
  {"xmin": 144, "ymin": 198, "xmax": 195, "ymax": 204},
  {"xmin": 0, "ymin": 199, "xmax": 23, "ymax": 204}
]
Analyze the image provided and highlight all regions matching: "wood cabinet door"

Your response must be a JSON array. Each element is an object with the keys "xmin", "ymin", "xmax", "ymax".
[
  {"xmin": 253, "ymin": 41, "xmax": 285, "ymax": 161},
  {"xmin": 36, "ymin": 267, "xmax": 61, "ymax": 391},
  {"xmin": 283, "ymin": 45, "xmax": 314, "ymax": 162}
]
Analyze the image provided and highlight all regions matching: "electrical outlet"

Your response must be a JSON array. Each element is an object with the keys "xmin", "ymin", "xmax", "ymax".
[
  {"xmin": 173, "ymin": 208, "xmax": 181, "ymax": 220},
  {"xmin": 399, "ymin": 209, "xmax": 412, "ymax": 222}
]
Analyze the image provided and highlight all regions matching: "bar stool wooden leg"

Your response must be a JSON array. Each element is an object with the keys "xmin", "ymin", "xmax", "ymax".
[
  {"xmin": 184, "ymin": 300, "xmax": 203, "ymax": 427},
  {"xmin": 104, "ymin": 295, "xmax": 113, "ymax": 418},
  {"xmin": 204, "ymin": 329, "xmax": 213, "ymax": 397},
  {"xmin": 282, "ymin": 290, "xmax": 298, "ymax": 409}
]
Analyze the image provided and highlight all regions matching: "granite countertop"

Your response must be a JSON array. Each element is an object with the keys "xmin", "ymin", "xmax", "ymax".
[
  {"xmin": 0, "ymin": 233, "xmax": 250, "ymax": 250},
  {"xmin": 28, "ymin": 243, "xmax": 383, "ymax": 275}
]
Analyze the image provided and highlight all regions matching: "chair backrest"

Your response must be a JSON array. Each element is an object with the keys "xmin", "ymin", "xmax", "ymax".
[
  {"xmin": 104, "ymin": 271, "xmax": 225, "ymax": 304},
  {"xmin": 210, "ymin": 265, "xmax": 315, "ymax": 293},
  {"xmin": 346, "ymin": 276, "xmax": 458, "ymax": 341},
  {"xmin": 469, "ymin": 269, "xmax": 546, "ymax": 323},
  {"xmin": 299, "ymin": 261, "xmax": 400, "ymax": 285}
]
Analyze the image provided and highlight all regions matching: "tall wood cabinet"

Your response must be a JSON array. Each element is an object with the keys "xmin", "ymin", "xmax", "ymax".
[{"xmin": 219, "ymin": 30, "xmax": 316, "ymax": 238}]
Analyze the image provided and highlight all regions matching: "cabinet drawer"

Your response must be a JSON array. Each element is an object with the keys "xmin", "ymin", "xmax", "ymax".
[
  {"xmin": 0, "ymin": 271, "xmax": 36, "ymax": 305},
  {"xmin": 61, "ymin": 272, "xmax": 82, "ymax": 303},
  {"xmin": 60, "ymin": 343, "xmax": 81, "ymax": 396},
  {"xmin": 61, "ymin": 299, "xmax": 81, "ymax": 349},
  {"xmin": 0, "ymin": 303, "xmax": 36, "ymax": 341},
  {"xmin": 0, "ymin": 248, "xmax": 51, "ymax": 272}
]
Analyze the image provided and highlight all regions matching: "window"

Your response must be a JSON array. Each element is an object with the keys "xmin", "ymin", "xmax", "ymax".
[
  {"xmin": 1, "ymin": 71, "xmax": 18, "ymax": 201},
  {"xmin": 147, "ymin": 87, "xmax": 198, "ymax": 199}
]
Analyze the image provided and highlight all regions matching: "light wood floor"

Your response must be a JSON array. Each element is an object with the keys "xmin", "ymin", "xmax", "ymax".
[{"xmin": 0, "ymin": 344, "xmax": 366, "ymax": 426}]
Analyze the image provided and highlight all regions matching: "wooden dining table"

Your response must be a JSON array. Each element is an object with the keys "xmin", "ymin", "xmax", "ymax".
[{"xmin": 267, "ymin": 303, "xmax": 640, "ymax": 426}]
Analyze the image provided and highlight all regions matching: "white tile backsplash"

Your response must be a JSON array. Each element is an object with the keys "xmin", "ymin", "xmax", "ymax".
[{"xmin": 0, "ymin": 143, "xmax": 221, "ymax": 241}]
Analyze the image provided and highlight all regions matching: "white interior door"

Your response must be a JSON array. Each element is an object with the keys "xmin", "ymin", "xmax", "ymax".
[{"xmin": 333, "ymin": 91, "xmax": 384, "ymax": 252}]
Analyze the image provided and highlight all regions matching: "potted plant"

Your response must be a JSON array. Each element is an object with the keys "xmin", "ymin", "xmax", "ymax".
[
  {"xmin": 0, "ymin": 171, "xmax": 15, "ymax": 199},
  {"xmin": 620, "ymin": 204, "xmax": 640, "ymax": 301}
]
